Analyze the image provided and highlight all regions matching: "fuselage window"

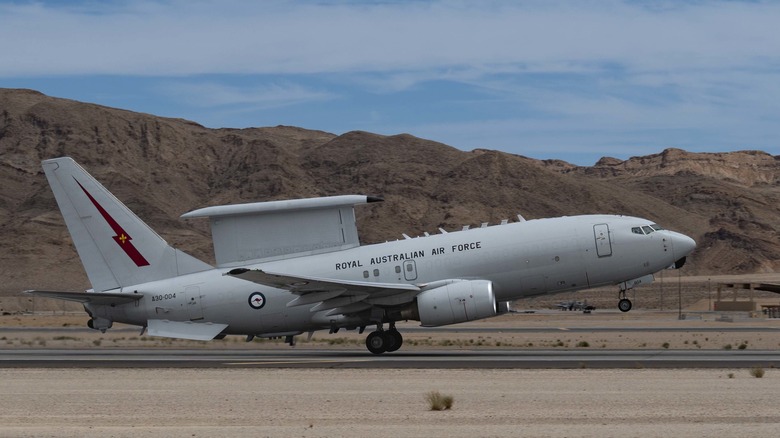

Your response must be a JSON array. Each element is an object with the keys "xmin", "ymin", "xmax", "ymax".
[
  {"xmin": 395, "ymin": 266, "xmax": 401, "ymax": 274},
  {"xmin": 373, "ymin": 269, "xmax": 380, "ymax": 277},
  {"xmin": 363, "ymin": 270, "xmax": 369, "ymax": 279}
]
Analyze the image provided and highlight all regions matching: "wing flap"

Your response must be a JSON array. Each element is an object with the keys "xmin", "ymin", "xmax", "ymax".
[
  {"xmin": 325, "ymin": 302, "xmax": 373, "ymax": 315},
  {"xmin": 24, "ymin": 290, "xmax": 143, "ymax": 306},
  {"xmin": 286, "ymin": 290, "xmax": 347, "ymax": 307},
  {"xmin": 310, "ymin": 293, "xmax": 370, "ymax": 312}
]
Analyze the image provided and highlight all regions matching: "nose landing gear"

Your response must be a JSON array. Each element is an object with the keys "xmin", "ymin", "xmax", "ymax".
[{"xmin": 618, "ymin": 290, "xmax": 632, "ymax": 312}]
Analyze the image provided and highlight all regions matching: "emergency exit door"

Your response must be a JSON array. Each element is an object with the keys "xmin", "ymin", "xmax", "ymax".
[{"xmin": 403, "ymin": 260, "xmax": 418, "ymax": 281}]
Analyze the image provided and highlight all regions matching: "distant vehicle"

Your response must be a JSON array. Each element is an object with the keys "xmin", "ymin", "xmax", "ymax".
[
  {"xmin": 555, "ymin": 301, "xmax": 596, "ymax": 312},
  {"xmin": 556, "ymin": 300, "xmax": 578, "ymax": 311},
  {"xmin": 27, "ymin": 158, "xmax": 695, "ymax": 354}
]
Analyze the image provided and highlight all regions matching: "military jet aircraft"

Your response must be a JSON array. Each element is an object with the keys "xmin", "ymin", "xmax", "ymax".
[{"xmin": 27, "ymin": 157, "xmax": 696, "ymax": 354}]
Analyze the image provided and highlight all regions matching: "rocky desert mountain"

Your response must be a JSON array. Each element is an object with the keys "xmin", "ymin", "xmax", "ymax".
[{"xmin": 1, "ymin": 88, "xmax": 778, "ymax": 295}]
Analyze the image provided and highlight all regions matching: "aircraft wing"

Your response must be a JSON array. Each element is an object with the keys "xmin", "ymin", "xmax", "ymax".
[
  {"xmin": 24, "ymin": 290, "xmax": 143, "ymax": 306},
  {"xmin": 225, "ymin": 268, "xmax": 421, "ymax": 311}
]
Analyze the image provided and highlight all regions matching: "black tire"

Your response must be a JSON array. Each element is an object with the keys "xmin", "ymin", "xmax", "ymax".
[
  {"xmin": 618, "ymin": 298, "xmax": 632, "ymax": 313},
  {"xmin": 366, "ymin": 331, "xmax": 387, "ymax": 354},
  {"xmin": 385, "ymin": 330, "xmax": 403, "ymax": 353}
]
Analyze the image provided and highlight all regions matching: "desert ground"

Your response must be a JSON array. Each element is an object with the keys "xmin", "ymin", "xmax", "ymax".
[
  {"xmin": 1, "ymin": 312, "xmax": 779, "ymax": 438},
  {"xmin": 0, "ymin": 368, "xmax": 778, "ymax": 437},
  {"xmin": 1, "ymin": 275, "xmax": 779, "ymax": 437}
]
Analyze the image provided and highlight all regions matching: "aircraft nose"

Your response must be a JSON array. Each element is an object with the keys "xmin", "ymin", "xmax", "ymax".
[{"xmin": 672, "ymin": 232, "xmax": 696, "ymax": 258}]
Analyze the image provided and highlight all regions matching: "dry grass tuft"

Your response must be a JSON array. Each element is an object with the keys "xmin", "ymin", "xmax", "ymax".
[{"xmin": 425, "ymin": 390, "xmax": 454, "ymax": 411}]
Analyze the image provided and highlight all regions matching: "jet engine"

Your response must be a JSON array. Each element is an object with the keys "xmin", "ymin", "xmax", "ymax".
[{"xmin": 415, "ymin": 280, "xmax": 497, "ymax": 327}]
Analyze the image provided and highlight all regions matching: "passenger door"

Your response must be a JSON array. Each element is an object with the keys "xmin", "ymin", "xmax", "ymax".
[{"xmin": 593, "ymin": 224, "xmax": 612, "ymax": 257}]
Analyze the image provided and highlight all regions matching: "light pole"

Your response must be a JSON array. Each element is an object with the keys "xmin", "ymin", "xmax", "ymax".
[{"xmin": 678, "ymin": 270, "xmax": 683, "ymax": 320}]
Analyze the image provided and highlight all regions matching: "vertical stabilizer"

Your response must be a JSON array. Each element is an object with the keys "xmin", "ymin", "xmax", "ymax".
[{"xmin": 42, "ymin": 157, "xmax": 212, "ymax": 291}]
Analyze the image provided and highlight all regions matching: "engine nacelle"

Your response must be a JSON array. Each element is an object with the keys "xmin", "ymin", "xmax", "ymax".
[{"xmin": 416, "ymin": 280, "xmax": 497, "ymax": 327}]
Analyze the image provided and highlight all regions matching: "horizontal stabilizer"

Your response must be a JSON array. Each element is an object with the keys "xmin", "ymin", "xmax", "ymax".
[
  {"xmin": 24, "ymin": 290, "xmax": 143, "ymax": 306},
  {"xmin": 146, "ymin": 319, "xmax": 228, "ymax": 341}
]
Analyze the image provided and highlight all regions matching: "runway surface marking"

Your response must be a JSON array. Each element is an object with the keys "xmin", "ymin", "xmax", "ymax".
[
  {"xmin": 3, "ymin": 348, "xmax": 778, "ymax": 369},
  {"xmin": 223, "ymin": 359, "xmax": 372, "ymax": 366}
]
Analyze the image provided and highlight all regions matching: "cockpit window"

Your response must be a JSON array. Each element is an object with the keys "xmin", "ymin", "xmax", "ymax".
[{"xmin": 633, "ymin": 224, "xmax": 665, "ymax": 235}]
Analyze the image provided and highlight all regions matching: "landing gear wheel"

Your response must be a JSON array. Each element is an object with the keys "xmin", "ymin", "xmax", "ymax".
[
  {"xmin": 618, "ymin": 298, "xmax": 632, "ymax": 313},
  {"xmin": 366, "ymin": 331, "xmax": 387, "ymax": 354},
  {"xmin": 385, "ymin": 330, "xmax": 403, "ymax": 353}
]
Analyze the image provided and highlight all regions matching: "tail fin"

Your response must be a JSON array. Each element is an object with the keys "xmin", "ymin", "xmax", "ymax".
[{"xmin": 42, "ymin": 157, "xmax": 212, "ymax": 291}]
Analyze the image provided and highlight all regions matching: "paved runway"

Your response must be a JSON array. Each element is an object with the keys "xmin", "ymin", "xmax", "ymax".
[
  {"xmin": 1, "ymin": 348, "xmax": 778, "ymax": 369},
  {"xmin": 3, "ymin": 325, "xmax": 778, "ymax": 333}
]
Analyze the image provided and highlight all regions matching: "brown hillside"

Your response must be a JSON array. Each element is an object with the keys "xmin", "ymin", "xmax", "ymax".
[
  {"xmin": 550, "ymin": 148, "xmax": 780, "ymax": 274},
  {"xmin": 1, "ymin": 88, "xmax": 778, "ymax": 296}
]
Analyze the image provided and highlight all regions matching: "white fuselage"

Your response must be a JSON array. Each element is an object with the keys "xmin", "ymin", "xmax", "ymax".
[{"xmin": 87, "ymin": 214, "xmax": 694, "ymax": 336}]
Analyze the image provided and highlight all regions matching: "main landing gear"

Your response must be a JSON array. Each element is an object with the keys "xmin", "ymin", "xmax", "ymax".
[
  {"xmin": 618, "ymin": 290, "xmax": 632, "ymax": 313},
  {"xmin": 365, "ymin": 323, "xmax": 403, "ymax": 354}
]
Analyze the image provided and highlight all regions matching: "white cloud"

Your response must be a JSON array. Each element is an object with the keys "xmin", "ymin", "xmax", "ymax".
[
  {"xmin": 2, "ymin": 1, "xmax": 778, "ymax": 164},
  {"xmin": 161, "ymin": 81, "xmax": 335, "ymax": 108},
  {"xmin": 1, "ymin": 1, "xmax": 778, "ymax": 78}
]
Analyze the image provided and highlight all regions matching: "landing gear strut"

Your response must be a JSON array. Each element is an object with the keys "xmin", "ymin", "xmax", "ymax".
[
  {"xmin": 365, "ymin": 323, "xmax": 404, "ymax": 354},
  {"xmin": 618, "ymin": 290, "xmax": 632, "ymax": 312}
]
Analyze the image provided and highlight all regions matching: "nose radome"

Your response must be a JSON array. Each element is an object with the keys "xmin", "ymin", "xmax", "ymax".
[{"xmin": 673, "ymin": 232, "xmax": 697, "ymax": 257}]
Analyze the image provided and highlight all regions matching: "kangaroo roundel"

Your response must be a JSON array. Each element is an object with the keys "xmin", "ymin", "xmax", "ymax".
[{"xmin": 248, "ymin": 292, "xmax": 266, "ymax": 309}]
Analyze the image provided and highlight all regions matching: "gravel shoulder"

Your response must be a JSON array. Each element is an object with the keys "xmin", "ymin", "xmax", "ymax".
[
  {"xmin": 2, "ymin": 310, "xmax": 779, "ymax": 351},
  {"xmin": 1, "ymin": 368, "xmax": 777, "ymax": 438}
]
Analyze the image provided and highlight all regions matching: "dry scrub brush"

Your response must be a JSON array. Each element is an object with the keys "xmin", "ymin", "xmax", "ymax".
[{"xmin": 425, "ymin": 390, "xmax": 454, "ymax": 411}]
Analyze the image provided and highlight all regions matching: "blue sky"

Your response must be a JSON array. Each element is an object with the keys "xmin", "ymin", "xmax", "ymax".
[{"xmin": 2, "ymin": 0, "xmax": 779, "ymax": 165}]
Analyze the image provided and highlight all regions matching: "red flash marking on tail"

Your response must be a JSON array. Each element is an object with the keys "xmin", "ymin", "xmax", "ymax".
[{"xmin": 74, "ymin": 178, "xmax": 150, "ymax": 267}]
